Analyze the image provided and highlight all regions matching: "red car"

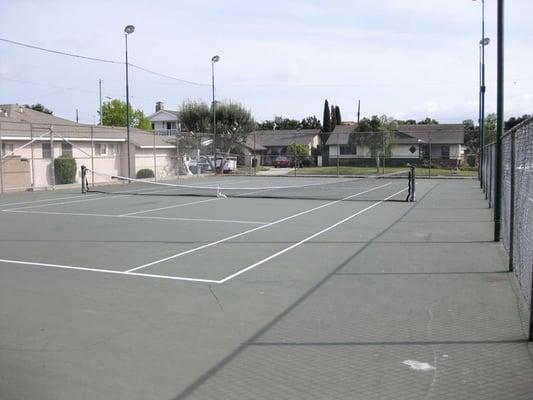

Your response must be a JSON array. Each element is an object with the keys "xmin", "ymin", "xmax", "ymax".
[{"xmin": 273, "ymin": 156, "xmax": 294, "ymax": 168}]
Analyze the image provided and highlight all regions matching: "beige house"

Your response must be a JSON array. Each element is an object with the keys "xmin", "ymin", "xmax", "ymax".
[{"xmin": 0, "ymin": 104, "xmax": 177, "ymax": 192}]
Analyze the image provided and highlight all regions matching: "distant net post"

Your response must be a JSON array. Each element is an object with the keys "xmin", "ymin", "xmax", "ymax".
[
  {"xmin": 81, "ymin": 165, "xmax": 88, "ymax": 194},
  {"xmin": 407, "ymin": 164, "xmax": 416, "ymax": 202}
]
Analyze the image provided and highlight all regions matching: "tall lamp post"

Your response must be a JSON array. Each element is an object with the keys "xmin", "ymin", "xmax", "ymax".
[
  {"xmin": 124, "ymin": 24, "xmax": 135, "ymax": 179},
  {"xmin": 211, "ymin": 55, "xmax": 220, "ymax": 173},
  {"xmin": 473, "ymin": 0, "xmax": 489, "ymax": 186}
]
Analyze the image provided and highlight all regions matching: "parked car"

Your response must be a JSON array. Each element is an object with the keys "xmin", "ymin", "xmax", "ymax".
[{"xmin": 273, "ymin": 156, "xmax": 294, "ymax": 168}]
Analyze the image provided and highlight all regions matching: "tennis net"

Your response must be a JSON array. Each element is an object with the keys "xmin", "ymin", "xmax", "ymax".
[{"xmin": 81, "ymin": 166, "xmax": 416, "ymax": 203}]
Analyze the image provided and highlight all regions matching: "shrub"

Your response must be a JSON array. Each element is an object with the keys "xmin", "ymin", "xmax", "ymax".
[
  {"xmin": 54, "ymin": 156, "xmax": 77, "ymax": 184},
  {"xmin": 136, "ymin": 169, "xmax": 154, "ymax": 179}
]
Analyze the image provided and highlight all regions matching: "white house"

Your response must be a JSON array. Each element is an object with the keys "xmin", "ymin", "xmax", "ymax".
[{"xmin": 147, "ymin": 102, "xmax": 180, "ymax": 136}]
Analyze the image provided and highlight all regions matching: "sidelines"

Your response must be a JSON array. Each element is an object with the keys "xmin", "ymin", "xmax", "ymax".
[
  {"xmin": 124, "ymin": 182, "xmax": 393, "ymax": 273},
  {"xmin": 3, "ymin": 209, "xmax": 268, "ymax": 225},
  {"xmin": 0, "ymin": 258, "xmax": 221, "ymax": 283},
  {"xmin": 219, "ymin": 188, "xmax": 407, "ymax": 283}
]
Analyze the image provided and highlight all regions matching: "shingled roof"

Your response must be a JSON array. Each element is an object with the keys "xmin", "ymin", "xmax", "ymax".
[{"xmin": 326, "ymin": 124, "xmax": 464, "ymax": 146}]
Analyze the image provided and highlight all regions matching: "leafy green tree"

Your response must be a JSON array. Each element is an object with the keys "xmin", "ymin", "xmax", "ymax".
[
  {"xmin": 287, "ymin": 142, "xmax": 309, "ymax": 167},
  {"xmin": 349, "ymin": 115, "xmax": 397, "ymax": 171},
  {"xmin": 463, "ymin": 119, "xmax": 479, "ymax": 154},
  {"xmin": 24, "ymin": 103, "xmax": 53, "ymax": 115},
  {"xmin": 322, "ymin": 99, "xmax": 331, "ymax": 133},
  {"xmin": 483, "ymin": 113, "xmax": 497, "ymax": 144},
  {"xmin": 300, "ymin": 115, "xmax": 321, "ymax": 129},
  {"xmin": 417, "ymin": 117, "xmax": 439, "ymax": 125},
  {"xmin": 178, "ymin": 100, "xmax": 255, "ymax": 172},
  {"xmin": 505, "ymin": 114, "xmax": 531, "ymax": 131},
  {"xmin": 100, "ymin": 99, "xmax": 151, "ymax": 130}
]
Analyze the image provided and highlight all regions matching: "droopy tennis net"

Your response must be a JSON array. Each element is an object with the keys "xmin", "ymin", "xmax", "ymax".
[{"xmin": 81, "ymin": 166, "xmax": 416, "ymax": 202}]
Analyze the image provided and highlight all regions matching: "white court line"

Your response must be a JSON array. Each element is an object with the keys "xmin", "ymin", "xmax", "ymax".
[
  {"xmin": 0, "ymin": 258, "xmax": 221, "ymax": 283},
  {"xmin": 119, "ymin": 197, "xmax": 220, "ymax": 216},
  {"xmin": 1, "ymin": 179, "xmax": 253, "ymax": 212},
  {"xmin": 219, "ymin": 188, "xmax": 408, "ymax": 283},
  {"xmin": 125, "ymin": 182, "xmax": 393, "ymax": 273},
  {"xmin": 4, "ymin": 209, "xmax": 268, "ymax": 225},
  {"xmin": 0, "ymin": 193, "xmax": 98, "ymax": 208}
]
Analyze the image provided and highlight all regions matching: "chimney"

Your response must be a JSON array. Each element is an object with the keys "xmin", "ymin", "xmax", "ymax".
[{"xmin": 155, "ymin": 101, "xmax": 164, "ymax": 112}]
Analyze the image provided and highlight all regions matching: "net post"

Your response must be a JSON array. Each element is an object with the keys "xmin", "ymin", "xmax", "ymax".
[
  {"xmin": 407, "ymin": 164, "xmax": 416, "ymax": 202},
  {"xmin": 81, "ymin": 165, "xmax": 88, "ymax": 194}
]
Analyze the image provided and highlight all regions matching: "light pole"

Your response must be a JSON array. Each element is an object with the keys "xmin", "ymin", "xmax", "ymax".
[
  {"xmin": 473, "ymin": 0, "xmax": 489, "ymax": 186},
  {"xmin": 124, "ymin": 24, "xmax": 135, "ymax": 179},
  {"xmin": 211, "ymin": 55, "xmax": 220, "ymax": 173}
]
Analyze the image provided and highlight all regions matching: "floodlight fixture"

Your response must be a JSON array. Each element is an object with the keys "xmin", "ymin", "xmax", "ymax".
[{"xmin": 124, "ymin": 25, "xmax": 135, "ymax": 34}]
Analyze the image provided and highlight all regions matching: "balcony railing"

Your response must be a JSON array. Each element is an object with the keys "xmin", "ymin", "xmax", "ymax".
[{"xmin": 153, "ymin": 129, "xmax": 178, "ymax": 136}]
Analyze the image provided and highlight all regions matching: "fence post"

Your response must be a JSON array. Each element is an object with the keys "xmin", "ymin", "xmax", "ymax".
[
  {"xmin": 90, "ymin": 126, "xmax": 95, "ymax": 186},
  {"xmin": 50, "ymin": 125, "xmax": 55, "ymax": 189},
  {"xmin": 30, "ymin": 123, "xmax": 35, "ymax": 189},
  {"xmin": 0, "ymin": 122, "xmax": 4, "ymax": 194},
  {"xmin": 508, "ymin": 130, "xmax": 515, "ymax": 272},
  {"xmin": 153, "ymin": 131, "xmax": 157, "ymax": 182}
]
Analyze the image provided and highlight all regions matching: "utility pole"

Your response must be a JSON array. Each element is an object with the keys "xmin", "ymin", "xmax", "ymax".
[
  {"xmin": 357, "ymin": 100, "xmax": 361, "ymax": 125},
  {"xmin": 99, "ymin": 79, "xmax": 102, "ymax": 125}
]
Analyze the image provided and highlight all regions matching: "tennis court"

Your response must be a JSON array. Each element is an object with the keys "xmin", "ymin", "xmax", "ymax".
[{"xmin": 1, "ymin": 174, "xmax": 532, "ymax": 399}]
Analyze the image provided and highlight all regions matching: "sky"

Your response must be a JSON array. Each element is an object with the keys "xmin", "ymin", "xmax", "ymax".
[{"xmin": 0, "ymin": 0, "xmax": 531, "ymax": 125}]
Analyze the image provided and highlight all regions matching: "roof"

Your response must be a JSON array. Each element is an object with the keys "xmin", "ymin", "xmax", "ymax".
[
  {"xmin": 326, "ymin": 124, "xmax": 464, "ymax": 146},
  {"xmin": 147, "ymin": 109, "xmax": 179, "ymax": 121},
  {"xmin": 0, "ymin": 104, "xmax": 174, "ymax": 148},
  {"xmin": 247, "ymin": 129, "xmax": 320, "ymax": 148},
  {"xmin": 332, "ymin": 124, "xmax": 356, "ymax": 134}
]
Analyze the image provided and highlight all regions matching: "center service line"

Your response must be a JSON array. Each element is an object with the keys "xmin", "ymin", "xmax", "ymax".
[
  {"xmin": 125, "ymin": 182, "xmax": 393, "ymax": 273},
  {"xmin": 219, "ymin": 187, "xmax": 408, "ymax": 283}
]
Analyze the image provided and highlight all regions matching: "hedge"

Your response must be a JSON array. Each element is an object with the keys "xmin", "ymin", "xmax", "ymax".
[
  {"xmin": 136, "ymin": 169, "xmax": 155, "ymax": 179},
  {"xmin": 54, "ymin": 156, "xmax": 77, "ymax": 184}
]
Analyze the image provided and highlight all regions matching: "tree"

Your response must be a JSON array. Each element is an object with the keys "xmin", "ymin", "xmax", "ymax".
[
  {"xmin": 349, "ymin": 115, "xmax": 397, "ymax": 171},
  {"xmin": 257, "ymin": 115, "xmax": 321, "ymax": 130},
  {"xmin": 463, "ymin": 119, "xmax": 479, "ymax": 155},
  {"xmin": 505, "ymin": 114, "xmax": 531, "ymax": 131},
  {"xmin": 300, "ymin": 115, "xmax": 321, "ymax": 129},
  {"xmin": 330, "ymin": 105, "xmax": 337, "ymax": 131},
  {"xmin": 418, "ymin": 117, "xmax": 439, "ymax": 125},
  {"xmin": 100, "ymin": 99, "xmax": 151, "ymax": 130},
  {"xmin": 178, "ymin": 100, "xmax": 255, "ymax": 172},
  {"xmin": 287, "ymin": 143, "xmax": 309, "ymax": 167},
  {"xmin": 24, "ymin": 103, "xmax": 53, "ymax": 115},
  {"xmin": 322, "ymin": 100, "xmax": 331, "ymax": 133},
  {"xmin": 335, "ymin": 106, "xmax": 342, "ymax": 125}
]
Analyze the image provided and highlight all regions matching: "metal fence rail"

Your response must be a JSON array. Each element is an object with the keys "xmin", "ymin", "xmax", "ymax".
[{"xmin": 483, "ymin": 117, "xmax": 533, "ymax": 338}]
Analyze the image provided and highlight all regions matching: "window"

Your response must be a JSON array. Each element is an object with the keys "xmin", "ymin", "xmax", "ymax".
[
  {"xmin": 340, "ymin": 145, "xmax": 355, "ymax": 155},
  {"xmin": 441, "ymin": 145, "xmax": 450, "ymax": 159},
  {"xmin": 42, "ymin": 143, "xmax": 52, "ymax": 159},
  {"xmin": 95, "ymin": 143, "xmax": 107, "ymax": 156},
  {"xmin": 95, "ymin": 143, "xmax": 120, "ymax": 156},
  {"xmin": 151, "ymin": 123, "xmax": 155, "ymax": 130},
  {"xmin": 62, "ymin": 142, "xmax": 73, "ymax": 157},
  {"xmin": 1, "ymin": 143, "xmax": 14, "ymax": 156},
  {"xmin": 166, "ymin": 122, "xmax": 172, "ymax": 130}
]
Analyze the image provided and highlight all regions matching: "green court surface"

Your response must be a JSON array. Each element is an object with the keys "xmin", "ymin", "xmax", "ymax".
[{"xmin": 0, "ymin": 176, "xmax": 532, "ymax": 399}]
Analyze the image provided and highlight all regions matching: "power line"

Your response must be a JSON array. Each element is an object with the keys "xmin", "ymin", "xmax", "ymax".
[{"xmin": 0, "ymin": 36, "xmax": 209, "ymax": 86}]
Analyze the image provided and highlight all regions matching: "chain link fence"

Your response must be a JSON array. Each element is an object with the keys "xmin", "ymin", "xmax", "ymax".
[{"xmin": 482, "ymin": 117, "xmax": 533, "ymax": 336}]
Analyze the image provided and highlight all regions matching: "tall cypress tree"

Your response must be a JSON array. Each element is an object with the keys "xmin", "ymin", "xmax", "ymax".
[
  {"xmin": 335, "ymin": 106, "xmax": 342, "ymax": 125},
  {"xmin": 331, "ymin": 105, "xmax": 337, "ymax": 131},
  {"xmin": 322, "ymin": 99, "xmax": 331, "ymax": 133}
]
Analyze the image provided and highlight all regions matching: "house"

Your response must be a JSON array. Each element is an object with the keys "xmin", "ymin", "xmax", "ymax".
[
  {"xmin": 243, "ymin": 129, "xmax": 321, "ymax": 165},
  {"xmin": 0, "ymin": 104, "xmax": 177, "ymax": 192},
  {"xmin": 147, "ymin": 101, "xmax": 180, "ymax": 136},
  {"xmin": 326, "ymin": 124, "xmax": 465, "ymax": 166}
]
